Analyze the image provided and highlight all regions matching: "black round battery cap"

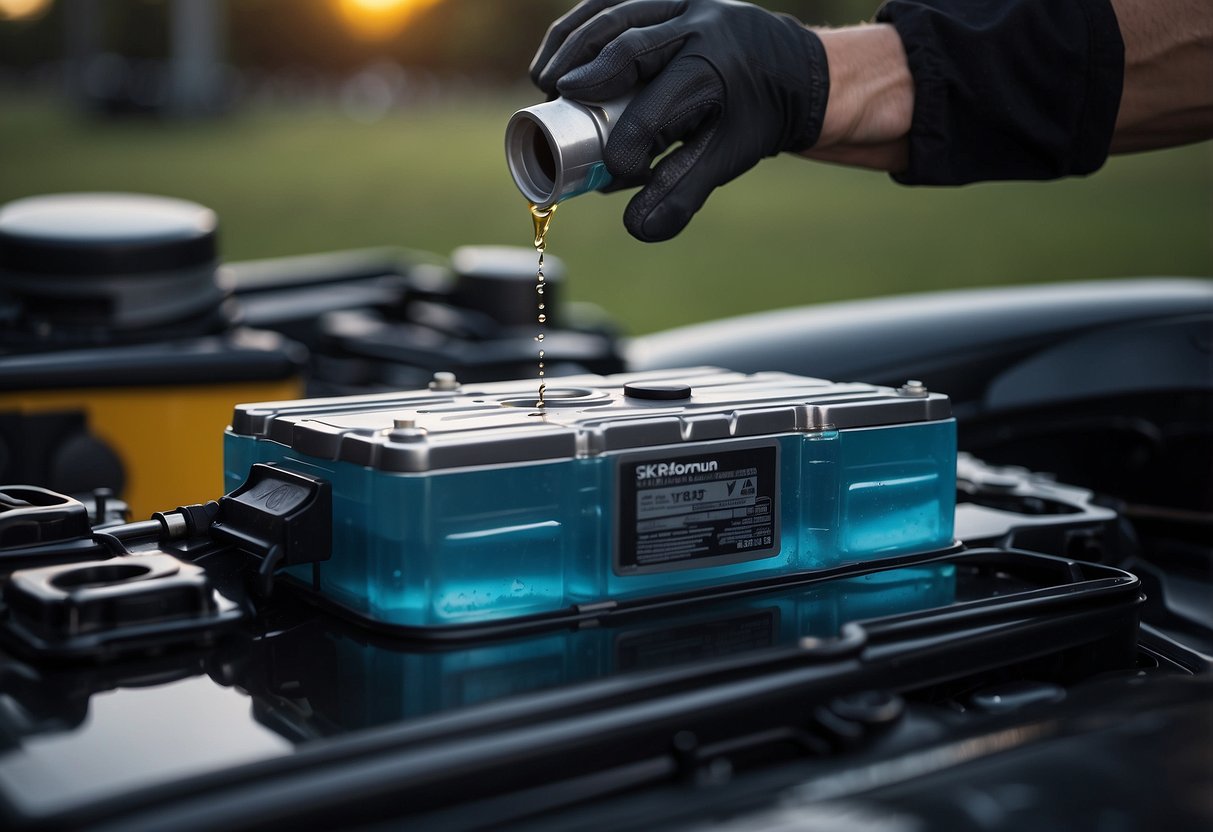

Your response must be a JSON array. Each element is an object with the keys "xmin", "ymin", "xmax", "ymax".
[
  {"xmin": 623, "ymin": 382, "xmax": 692, "ymax": 400},
  {"xmin": 0, "ymin": 192, "xmax": 217, "ymax": 276}
]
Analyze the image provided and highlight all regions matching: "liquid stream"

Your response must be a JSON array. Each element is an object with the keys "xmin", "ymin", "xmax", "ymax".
[{"xmin": 529, "ymin": 203, "xmax": 557, "ymax": 410}]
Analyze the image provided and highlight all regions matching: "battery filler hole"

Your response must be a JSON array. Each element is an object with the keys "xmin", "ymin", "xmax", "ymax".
[{"xmin": 499, "ymin": 387, "xmax": 607, "ymax": 408}]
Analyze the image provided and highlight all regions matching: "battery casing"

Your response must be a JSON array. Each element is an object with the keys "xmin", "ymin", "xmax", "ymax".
[{"xmin": 225, "ymin": 368, "xmax": 956, "ymax": 628}]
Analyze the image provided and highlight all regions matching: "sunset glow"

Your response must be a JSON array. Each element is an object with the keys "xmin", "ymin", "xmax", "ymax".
[
  {"xmin": 334, "ymin": 0, "xmax": 445, "ymax": 40},
  {"xmin": 0, "ymin": 0, "xmax": 52, "ymax": 22}
]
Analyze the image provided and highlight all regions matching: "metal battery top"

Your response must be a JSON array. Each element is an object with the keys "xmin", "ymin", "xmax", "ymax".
[{"xmin": 230, "ymin": 368, "xmax": 951, "ymax": 474}]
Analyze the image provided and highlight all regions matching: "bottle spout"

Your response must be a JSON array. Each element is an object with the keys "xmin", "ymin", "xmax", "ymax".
[{"xmin": 504, "ymin": 95, "xmax": 631, "ymax": 209}]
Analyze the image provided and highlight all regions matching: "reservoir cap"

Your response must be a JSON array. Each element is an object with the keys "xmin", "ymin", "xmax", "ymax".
[
  {"xmin": 0, "ymin": 192, "xmax": 217, "ymax": 275},
  {"xmin": 623, "ymin": 382, "xmax": 692, "ymax": 400}
]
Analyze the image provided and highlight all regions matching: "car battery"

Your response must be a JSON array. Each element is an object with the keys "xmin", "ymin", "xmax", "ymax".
[{"xmin": 225, "ymin": 367, "xmax": 956, "ymax": 630}]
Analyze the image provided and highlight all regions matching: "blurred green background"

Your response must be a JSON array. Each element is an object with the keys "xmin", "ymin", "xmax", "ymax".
[{"xmin": 1, "ymin": 0, "xmax": 1210, "ymax": 335}]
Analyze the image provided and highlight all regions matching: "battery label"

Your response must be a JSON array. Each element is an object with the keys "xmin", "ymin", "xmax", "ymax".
[{"xmin": 617, "ymin": 443, "xmax": 781, "ymax": 573}]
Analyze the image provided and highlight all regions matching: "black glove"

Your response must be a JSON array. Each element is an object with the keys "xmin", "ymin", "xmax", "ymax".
[{"xmin": 530, "ymin": 0, "xmax": 829, "ymax": 242}]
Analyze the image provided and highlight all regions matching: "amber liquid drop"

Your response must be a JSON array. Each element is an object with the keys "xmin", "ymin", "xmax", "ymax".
[{"xmin": 529, "ymin": 202, "xmax": 557, "ymax": 410}]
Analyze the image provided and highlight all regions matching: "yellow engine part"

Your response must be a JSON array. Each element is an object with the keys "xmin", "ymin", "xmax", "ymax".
[{"xmin": 0, "ymin": 377, "xmax": 303, "ymax": 520}]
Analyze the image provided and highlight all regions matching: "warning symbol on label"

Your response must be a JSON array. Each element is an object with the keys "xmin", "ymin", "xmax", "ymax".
[{"xmin": 618, "ymin": 443, "xmax": 780, "ymax": 572}]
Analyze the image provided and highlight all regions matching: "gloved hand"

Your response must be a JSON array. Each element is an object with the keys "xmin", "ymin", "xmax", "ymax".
[{"xmin": 530, "ymin": 0, "xmax": 829, "ymax": 242}]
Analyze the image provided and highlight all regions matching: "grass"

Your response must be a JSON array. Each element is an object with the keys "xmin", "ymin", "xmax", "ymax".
[{"xmin": 1, "ymin": 92, "xmax": 1210, "ymax": 334}]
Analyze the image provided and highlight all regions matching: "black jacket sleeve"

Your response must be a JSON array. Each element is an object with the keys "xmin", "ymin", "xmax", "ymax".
[{"xmin": 875, "ymin": 0, "xmax": 1125, "ymax": 185}]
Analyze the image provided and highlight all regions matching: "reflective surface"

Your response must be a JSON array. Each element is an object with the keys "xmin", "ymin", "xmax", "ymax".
[
  {"xmin": 247, "ymin": 564, "xmax": 956, "ymax": 737},
  {"xmin": 0, "ymin": 550, "xmax": 1144, "ymax": 822},
  {"xmin": 0, "ymin": 674, "xmax": 291, "ymax": 817},
  {"xmin": 0, "ymin": 562, "xmax": 962, "ymax": 814}
]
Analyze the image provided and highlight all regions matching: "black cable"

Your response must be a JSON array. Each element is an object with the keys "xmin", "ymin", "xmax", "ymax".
[
  {"xmin": 99, "ymin": 519, "xmax": 163, "ymax": 541},
  {"xmin": 91, "ymin": 530, "xmax": 131, "ymax": 556}
]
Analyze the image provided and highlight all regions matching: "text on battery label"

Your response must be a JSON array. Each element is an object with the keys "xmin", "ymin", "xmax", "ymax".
[
  {"xmin": 635, "ymin": 459, "xmax": 719, "ymax": 480},
  {"xmin": 637, "ymin": 478, "xmax": 765, "ymax": 522},
  {"xmin": 617, "ymin": 443, "xmax": 781, "ymax": 573}
]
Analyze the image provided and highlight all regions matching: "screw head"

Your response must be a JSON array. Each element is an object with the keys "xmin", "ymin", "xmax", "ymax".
[
  {"xmin": 429, "ymin": 371, "xmax": 459, "ymax": 391},
  {"xmin": 388, "ymin": 427, "xmax": 427, "ymax": 442}
]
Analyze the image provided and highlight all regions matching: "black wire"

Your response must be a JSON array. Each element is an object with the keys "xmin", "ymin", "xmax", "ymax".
[
  {"xmin": 101, "ymin": 519, "xmax": 164, "ymax": 540},
  {"xmin": 91, "ymin": 530, "xmax": 131, "ymax": 556}
]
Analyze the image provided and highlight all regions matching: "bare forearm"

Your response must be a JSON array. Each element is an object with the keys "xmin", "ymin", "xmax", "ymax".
[
  {"xmin": 1110, "ymin": 0, "xmax": 1213, "ymax": 152},
  {"xmin": 800, "ymin": 24, "xmax": 912, "ymax": 172},
  {"xmin": 797, "ymin": 0, "xmax": 1213, "ymax": 175}
]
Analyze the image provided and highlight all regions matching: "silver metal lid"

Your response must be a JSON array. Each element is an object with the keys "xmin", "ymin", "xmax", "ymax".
[{"xmin": 230, "ymin": 368, "xmax": 951, "ymax": 473}]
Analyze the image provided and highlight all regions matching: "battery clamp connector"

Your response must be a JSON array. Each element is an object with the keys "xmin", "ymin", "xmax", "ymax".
[
  {"xmin": 1, "ymin": 551, "xmax": 242, "ymax": 661},
  {"xmin": 0, "ymin": 486, "xmax": 109, "ymax": 570},
  {"xmin": 207, "ymin": 464, "xmax": 332, "ymax": 596},
  {"xmin": 0, "ymin": 486, "xmax": 91, "ymax": 548},
  {"xmin": 0, "ymin": 465, "xmax": 328, "ymax": 660}
]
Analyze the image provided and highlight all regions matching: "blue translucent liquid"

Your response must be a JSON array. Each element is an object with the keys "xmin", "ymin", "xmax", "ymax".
[{"xmin": 224, "ymin": 419, "xmax": 956, "ymax": 628}]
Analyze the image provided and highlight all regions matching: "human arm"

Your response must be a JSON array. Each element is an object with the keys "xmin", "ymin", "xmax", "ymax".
[
  {"xmin": 1109, "ymin": 0, "xmax": 1213, "ymax": 152},
  {"xmin": 531, "ymin": 0, "xmax": 1213, "ymax": 239},
  {"xmin": 803, "ymin": 23, "xmax": 912, "ymax": 173},
  {"xmin": 805, "ymin": 0, "xmax": 1213, "ymax": 176}
]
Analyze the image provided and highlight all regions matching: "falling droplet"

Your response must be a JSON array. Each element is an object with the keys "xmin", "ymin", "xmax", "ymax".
[
  {"xmin": 528, "ymin": 202, "xmax": 558, "ymax": 410},
  {"xmin": 530, "ymin": 202, "xmax": 557, "ymax": 251}
]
